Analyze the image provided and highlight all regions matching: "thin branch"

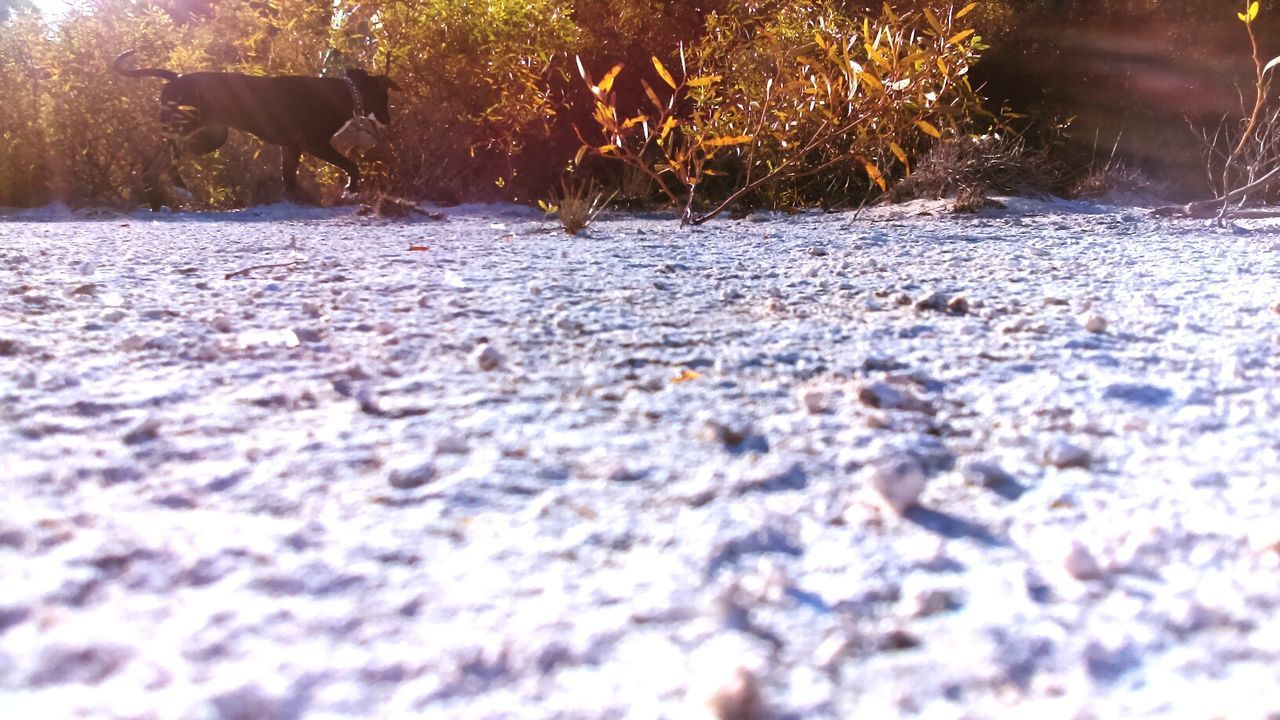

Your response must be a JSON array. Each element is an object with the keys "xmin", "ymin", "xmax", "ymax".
[{"xmin": 224, "ymin": 260, "xmax": 307, "ymax": 280}]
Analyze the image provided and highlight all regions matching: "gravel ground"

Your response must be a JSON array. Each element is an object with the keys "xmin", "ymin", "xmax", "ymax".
[{"xmin": 2, "ymin": 198, "xmax": 1279, "ymax": 719}]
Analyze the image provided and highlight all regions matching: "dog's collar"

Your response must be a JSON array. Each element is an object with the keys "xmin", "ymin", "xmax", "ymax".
[{"xmin": 342, "ymin": 76, "xmax": 366, "ymax": 119}]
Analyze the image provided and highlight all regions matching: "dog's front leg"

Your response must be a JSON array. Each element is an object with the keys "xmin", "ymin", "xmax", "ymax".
[{"xmin": 309, "ymin": 144, "xmax": 361, "ymax": 196}]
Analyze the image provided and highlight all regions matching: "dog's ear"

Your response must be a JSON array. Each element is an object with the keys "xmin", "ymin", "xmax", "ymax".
[{"xmin": 382, "ymin": 77, "xmax": 402, "ymax": 92}]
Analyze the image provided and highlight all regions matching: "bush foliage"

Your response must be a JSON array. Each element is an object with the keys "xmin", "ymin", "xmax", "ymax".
[{"xmin": 1, "ymin": 0, "xmax": 1263, "ymax": 211}]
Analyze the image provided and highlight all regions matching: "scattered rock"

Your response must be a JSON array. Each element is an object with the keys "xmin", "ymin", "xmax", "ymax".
[
  {"xmin": 856, "ymin": 381, "xmax": 906, "ymax": 410},
  {"xmin": 863, "ymin": 454, "xmax": 928, "ymax": 515},
  {"xmin": 387, "ymin": 459, "xmax": 437, "ymax": 489},
  {"xmin": 961, "ymin": 459, "xmax": 1015, "ymax": 488},
  {"xmin": 798, "ymin": 387, "xmax": 831, "ymax": 414},
  {"xmin": 470, "ymin": 343, "xmax": 504, "ymax": 371},
  {"xmin": 1042, "ymin": 439, "xmax": 1091, "ymax": 469},
  {"xmin": 702, "ymin": 666, "xmax": 764, "ymax": 720},
  {"xmin": 947, "ymin": 295, "xmax": 970, "ymax": 314},
  {"xmin": 914, "ymin": 290, "xmax": 949, "ymax": 312},
  {"xmin": 208, "ymin": 683, "xmax": 292, "ymax": 720},
  {"xmin": 897, "ymin": 575, "xmax": 961, "ymax": 618},
  {"xmin": 1063, "ymin": 541, "xmax": 1103, "ymax": 580},
  {"xmin": 28, "ymin": 642, "xmax": 132, "ymax": 686},
  {"xmin": 1080, "ymin": 313, "xmax": 1108, "ymax": 333},
  {"xmin": 122, "ymin": 417, "xmax": 162, "ymax": 445}
]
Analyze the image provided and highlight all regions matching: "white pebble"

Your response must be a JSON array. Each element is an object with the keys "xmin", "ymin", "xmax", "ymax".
[
  {"xmin": 1080, "ymin": 313, "xmax": 1108, "ymax": 333},
  {"xmin": 1064, "ymin": 540, "xmax": 1103, "ymax": 580},
  {"xmin": 387, "ymin": 459, "xmax": 437, "ymax": 489},
  {"xmin": 1043, "ymin": 438, "xmax": 1091, "ymax": 469},
  {"xmin": 470, "ymin": 343, "xmax": 503, "ymax": 371},
  {"xmin": 863, "ymin": 454, "xmax": 927, "ymax": 515},
  {"xmin": 798, "ymin": 388, "xmax": 830, "ymax": 414}
]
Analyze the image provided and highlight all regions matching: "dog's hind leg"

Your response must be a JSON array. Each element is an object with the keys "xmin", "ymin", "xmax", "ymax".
[
  {"xmin": 282, "ymin": 147, "xmax": 302, "ymax": 192},
  {"xmin": 307, "ymin": 144, "xmax": 361, "ymax": 194}
]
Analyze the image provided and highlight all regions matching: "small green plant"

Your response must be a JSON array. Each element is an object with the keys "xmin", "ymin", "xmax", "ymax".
[{"xmin": 539, "ymin": 177, "xmax": 615, "ymax": 235}]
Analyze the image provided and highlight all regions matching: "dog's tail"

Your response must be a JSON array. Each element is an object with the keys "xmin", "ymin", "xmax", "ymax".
[{"xmin": 112, "ymin": 50, "xmax": 179, "ymax": 81}]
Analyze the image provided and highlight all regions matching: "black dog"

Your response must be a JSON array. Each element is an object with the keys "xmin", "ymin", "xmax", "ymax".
[{"xmin": 112, "ymin": 50, "xmax": 399, "ymax": 195}]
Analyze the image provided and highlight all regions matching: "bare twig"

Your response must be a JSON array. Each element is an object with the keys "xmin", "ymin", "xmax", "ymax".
[{"xmin": 224, "ymin": 260, "xmax": 307, "ymax": 280}]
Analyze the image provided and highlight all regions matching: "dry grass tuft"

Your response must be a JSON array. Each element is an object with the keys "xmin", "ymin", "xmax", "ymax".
[
  {"xmin": 1068, "ymin": 160, "xmax": 1152, "ymax": 200},
  {"xmin": 540, "ymin": 178, "xmax": 615, "ymax": 235},
  {"xmin": 888, "ymin": 133, "xmax": 1062, "ymax": 203}
]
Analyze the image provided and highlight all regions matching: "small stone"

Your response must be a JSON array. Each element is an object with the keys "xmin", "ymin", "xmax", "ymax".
[
  {"xmin": 387, "ymin": 459, "xmax": 437, "ymax": 489},
  {"xmin": 1080, "ymin": 313, "xmax": 1108, "ymax": 333},
  {"xmin": 856, "ymin": 381, "xmax": 906, "ymax": 410},
  {"xmin": 961, "ymin": 459, "xmax": 1016, "ymax": 488},
  {"xmin": 120, "ymin": 334, "xmax": 149, "ymax": 351},
  {"xmin": 293, "ymin": 326, "xmax": 325, "ymax": 343},
  {"xmin": 699, "ymin": 419, "xmax": 750, "ymax": 448},
  {"xmin": 1042, "ymin": 438, "xmax": 1091, "ymax": 469},
  {"xmin": 210, "ymin": 315, "xmax": 234, "ymax": 333},
  {"xmin": 122, "ymin": 417, "xmax": 161, "ymax": 445},
  {"xmin": 209, "ymin": 683, "xmax": 288, "ymax": 720},
  {"xmin": 914, "ymin": 290, "xmax": 948, "ymax": 312},
  {"xmin": 555, "ymin": 316, "xmax": 585, "ymax": 334},
  {"xmin": 864, "ymin": 454, "xmax": 927, "ymax": 515},
  {"xmin": 434, "ymin": 435, "xmax": 470, "ymax": 455},
  {"xmin": 763, "ymin": 297, "xmax": 785, "ymax": 314},
  {"xmin": 68, "ymin": 283, "xmax": 97, "ymax": 297},
  {"xmin": 798, "ymin": 388, "xmax": 830, "ymax": 414},
  {"xmin": 1064, "ymin": 541, "xmax": 1102, "ymax": 580},
  {"xmin": 812, "ymin": 634, "xmax": 850, "ymax": 671},
  {"xmin": 898, "ymin": 575, "xmax": 960, "ymax": 618},
  {"xmin": 807, "ymin": 246, "xmax": 829, "ymax": 257},
  {"xmin": 946, "ymin": 295, "xmax": 970, "ymax": 314},
  {"xmin": 470, "ymin": 343, "xmax": 503, "ymax": 371},
  {"xmin": 703, "ymin": 667, "xmax": 764, "ymax": 720},
  {"xmin": 0, "ymin": 338, "xmax": 23, "ymax": 356}
]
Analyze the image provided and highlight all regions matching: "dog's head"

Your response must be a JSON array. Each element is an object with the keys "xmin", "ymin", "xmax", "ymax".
[{"xmin": 346, "ymin": 68, "xmax": 401, "ymax": 126}]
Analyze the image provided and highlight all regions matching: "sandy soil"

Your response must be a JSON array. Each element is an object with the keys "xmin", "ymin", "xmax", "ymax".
[{"xmin": 2, "ymin": 198, "xmax": 1279, "ymax": 719}]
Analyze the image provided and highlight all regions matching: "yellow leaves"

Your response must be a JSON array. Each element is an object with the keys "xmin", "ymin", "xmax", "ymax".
[
  {"xmin": 652, "ymin": 56, "xmax": 677, "ymax": 90},
  {"xmin": 915, "ymin": 119, "xmax": 942, "ymax": 138},
  {"xmin": 955, "ymin": 2, "xmax": 979, "ymax": 20},
  {"xmin": 1240, "ymin": 1, "xmax": 1260, "ymax": 23},
  {"xmin": 888, "ymin": 141, "xmax": 908, "ymax": 165},
  {"xmin": 863, "ymin": 160, "xmax": 886, "ymax": 191},
  {"xmin": 702, "ymin": 135, "xmax": 754, "ymax": 147},
  {"xmin": 923, "ymin": 7, "xmax": 945, "ymax": 35},
  {"xmin": 659, "ymin": 116, "xmax": 678, "ymax": 143},
  {"xmin": 598, "ymin": 64, "xmax": 623, "ymax": 94},
  {"xmin": 947, "ymin": 29, "xmax": 975, "ymax": 45},
  {"xmin": 685, "ymin": 75, "xmax": 722, "ymax": 88},
  {"xmin": 641, "ymin": 79, "xmax": 665, "ymax": 112}
]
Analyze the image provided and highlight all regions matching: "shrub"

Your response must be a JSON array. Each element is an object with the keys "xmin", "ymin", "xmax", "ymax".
[
  {"xmin": 575, "ymin": 1, "xmax": 989, "ymax": 222},
  {"xmin": 0, "ymin": 10, "xmax": 50, "ymax": 207}
]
